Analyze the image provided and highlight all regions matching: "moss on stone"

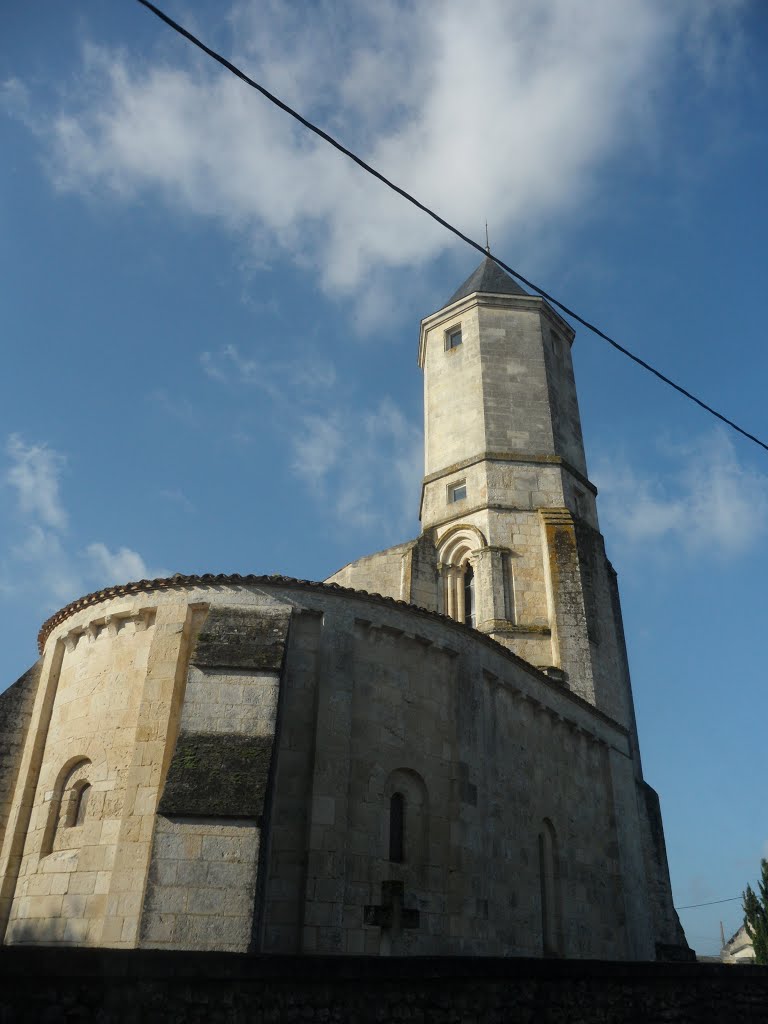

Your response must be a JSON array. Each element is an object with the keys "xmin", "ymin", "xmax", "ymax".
[
  {"xmin": 158, "ymin": 732, "xmax": 274, "ymax": 818},
  {"xmin": 192, "ymin": 608, "xmax": 290, "ymax": 671}
]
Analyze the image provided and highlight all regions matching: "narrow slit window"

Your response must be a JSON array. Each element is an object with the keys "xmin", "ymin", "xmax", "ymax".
[
  {"xmin": 66, "ymin": 780, "xmax": 92, "ymax": 828},
  {"xmin": 445, "ymin": 326, "xmax": 463, "ymax": 350},
  {"xmin": 389, "ymin": 791, "xmax": 405, "ymax": 862},
  {"xmin": 463, "ymin": 563, "xmax": 475, "ymax": 628},
  {"xmin": 539, "ymin": 819, "xmax": 563, "ymax": 956},
  {"xmin": 550, "ymin": 330, "xmax": 564, "ymax": 365},
  {"xmin": 503, "ymin": 552, "xmax": 516, "ymax": 624},
  {"xmin": 74, "ymin": 783, "xmax": 91, "ymax": 826}
]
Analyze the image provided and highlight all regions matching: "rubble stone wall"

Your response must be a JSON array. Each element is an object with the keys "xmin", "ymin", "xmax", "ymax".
[{"xmin": 1, "ymin": 948, "xmax": 766, "ymax": 1024}]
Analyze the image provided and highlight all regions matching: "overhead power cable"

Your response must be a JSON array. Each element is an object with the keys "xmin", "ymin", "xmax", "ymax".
[
  {"xmin": 136, "ymin": 0, "xmax": 768, "ymax": 455},
  {"xmin": 675, "ymin": 897, "xmax": 742, "ymax": 910}
]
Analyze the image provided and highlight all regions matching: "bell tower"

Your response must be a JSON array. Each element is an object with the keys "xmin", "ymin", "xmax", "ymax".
[{"xmin": 418, "ymin": 256, "xmax": 639, "ymax": 745}]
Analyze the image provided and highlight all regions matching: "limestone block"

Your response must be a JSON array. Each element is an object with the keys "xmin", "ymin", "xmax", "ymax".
[{"xmin": 66, "ymin": 873, "xmax": 97, "ymax": 896}]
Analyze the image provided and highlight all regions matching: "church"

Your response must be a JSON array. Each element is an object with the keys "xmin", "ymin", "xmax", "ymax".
[{"xmin": 0, "ymin": 257, "xmax": 690, "ymax": 960}]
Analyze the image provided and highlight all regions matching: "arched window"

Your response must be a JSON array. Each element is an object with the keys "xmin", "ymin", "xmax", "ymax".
[
  {"xmin": 440, "ymin": 557, "xmax": 475, "ymax": 626},
  {"xmin": 40, "ymin": 757, "xmax": 93, "ymax": 857},
  {"xmin": 383, "ymin": 769, "xmax": 429, "ymax": 875},
  {"xmin": 435, "ymin": 525, "xmax": 487, "ymax": 628},
  {"xmin": 539, "ymin": 818, "xmax": 564, "ymax": 956},
  {"xmin": 389, "ymin": 792, "xmax": 405, "ymax": 862}
]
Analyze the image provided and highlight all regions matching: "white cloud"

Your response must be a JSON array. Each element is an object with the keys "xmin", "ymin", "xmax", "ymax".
[
  {"xmin": 200, "ymin": 345, "xmax": 337, "ymax": 401},
  {"xmin": 680, "ymin": 0, "xmax": 746, "ymax": 82},
  {"xmin": 5, "ymin": 1, "xmax": 742, "ymax": 297},
  {"xmin": 160, "ymin": 488, "xmax": 196, "ymax": 514},
  {"xmin": 200, "ymin": 343, "xmax": 418, "ymax": 535},
  {"xmin": 0, "ymin": 77, "xmax": 38, "ymax": 131},
  {"xmin": 594, "ymin": 430, "xmax": 768, "ymax": 557},
  {"xmin": 201, "ymin": 344, "xmax": 274, "ymax": 391},
  {"xmin": 5, "ymin": 434, "xmax": 67, "ymax": 530},
  {"xmin": 292, "ymin": 414, "xmax": 344, "ymax": 488},
  {"xmin": 9, "ymin": 525, "xmax": 82, "ymax": 605},
  {"xmin": 84, "ymin": 543, "xmax": 157, "ymax": 585},
  {"xmin": 199, "ymin": 351, "xmax": 229, "ymax": 383},
  {"xmin": 147, "ymin": 388, "xmax": 196, "ymax": 423},
  {"xmin": 291, "ymin": 397, "xmax": 422, "ymax": 536},
  {"xmin": 2, "ymin": 434, "xmax": 163, "ymax": 607}
]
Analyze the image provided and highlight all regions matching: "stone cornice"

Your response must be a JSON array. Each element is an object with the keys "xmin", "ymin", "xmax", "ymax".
[
  {"xmin": 421, "ymin": 450, "xmax": 596, "ymax": 493},
  {"xmin": 481, "ymin": 621, "xmax": 552, "ymax": 637},
  {"xmin": 35, "ymin": 572, "xmax": 628, "ymax": 741}
]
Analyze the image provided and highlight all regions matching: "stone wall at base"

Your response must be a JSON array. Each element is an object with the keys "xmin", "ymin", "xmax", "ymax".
[{"xmin": 1, "ymin": 947, "xmax": 768, "ymax": 1023}]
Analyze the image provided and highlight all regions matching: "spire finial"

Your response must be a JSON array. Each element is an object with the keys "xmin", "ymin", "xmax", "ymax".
[{"xmin": 485, "ymin": 222, "xmax": 490, "ymax": 254}]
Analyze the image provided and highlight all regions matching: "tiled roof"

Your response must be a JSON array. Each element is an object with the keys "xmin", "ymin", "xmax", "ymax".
[
  {"xmin": 35, "ymin": 572, "xmax": 628, "ymax": 733},
  {"xmin": 36, "ymin": 572, "xmax": 455, "ymax": 652}
]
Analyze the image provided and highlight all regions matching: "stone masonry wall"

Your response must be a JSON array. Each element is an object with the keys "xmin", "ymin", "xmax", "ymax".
[
  {"xmin": 140, "ymin": 605, "xmax": 291, "ymax": 953},
  {"xmin": 257, "ymin": 584, "xmax": 661, "ymax": 960},
  {"xmin": 639, "ymin": 782, "xmax": 689, "ymax": 952},
  {"xmin": 326, "ymin": 536, "xmax": 439, "ymax": 614},
  {"xmin": 326, "ymin": 539, "xmax": 418, "ymax": 602},
  {"xmin": 0, "ymin": 664, "xmax": 39, "ymax": 856},
  {"xmin": 2, "ymin": 948, "xmax": 767, "ymax": 1024},
  {"xmin": 341, "ymin": 619, "xmax": 632, "ymax": 957},
  {"xmin": 540, "ymin": 309, "xmax": 588, "ymax": 477},
  {"xmin": 2, "ymin": 578, "xmax": 684, "ymax": 960},
  {"xmin": 4, "ymin": 607, "xmax": 161, "ymax": 946},
  {"xmin": 420, "ymin": 297, "xmax": 487, "ymax": 477},
  {"xmin": 476, "ymin": 301, "xmax": 556, "ymax": 459},
  {"xmin": 260, "ymin": 610, "xmax": 322, "ymax": 952},
  {"xmin": 1, "ymin": 597, "xmax": 209, "ymax": 948}
]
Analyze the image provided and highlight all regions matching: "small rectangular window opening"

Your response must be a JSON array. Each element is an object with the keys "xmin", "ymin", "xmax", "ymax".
[
  {"xmin": 502, "ymin": 552, "xmax": 516, "ymax": 624},
  {"xmin": 445, "ymin": 325, "xmax": 463, "ymax": 350},
  {"xmin": 389, "ymin": 792, "xmax": 405, "ymax": 862},
  {"xmin": 550, "ymin": 329, "xmax": 565, "ymax": 365},
  {"xmin": 450, "ymin": 482, "xmax": 467, "ymax": 503}
]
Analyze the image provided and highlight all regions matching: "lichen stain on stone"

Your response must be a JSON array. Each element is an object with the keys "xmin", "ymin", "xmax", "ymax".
[
  {"xmin": 191, "ymin": 607, "xmax": 290, "ymax": 672},
  {"xmin": 158, "ymin": 731, "xmax": 275, "ymax": 819}
]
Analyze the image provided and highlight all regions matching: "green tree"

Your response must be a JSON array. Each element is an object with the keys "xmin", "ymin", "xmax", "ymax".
[{"xmin": 743, "ymin": 858, "xmax": 768, "ymax": 965}]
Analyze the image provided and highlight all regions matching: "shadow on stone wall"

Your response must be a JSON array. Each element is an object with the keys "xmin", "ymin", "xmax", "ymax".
[
  {"xmin": 1, "ymin": 947, "xmax": 768, "ymax": 1023},
  {"xmin": 4, "ymin": 917, "xmax": 76, "ymax": 946}
]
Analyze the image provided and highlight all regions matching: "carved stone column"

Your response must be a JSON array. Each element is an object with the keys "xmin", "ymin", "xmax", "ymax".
[
  {"xmin": 438, "ymin": 563, "xmax": 457, "ymax": 620},
  {"xmin": 473, "ymin": 546, "xmax": 507, "ymax": 631},
  {"xmin": 455, "ymin": 565, "xmax": 466, "ymax": 624}
]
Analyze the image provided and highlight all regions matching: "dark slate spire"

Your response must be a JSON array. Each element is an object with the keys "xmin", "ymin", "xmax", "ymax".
[{"xmin": 446, "ymin": 256, "xmax": 528, "ymax": 306}]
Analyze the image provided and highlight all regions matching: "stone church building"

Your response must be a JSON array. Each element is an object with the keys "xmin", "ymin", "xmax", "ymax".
[{"xmin": 0, "ymin": 257, "xmax": 690, "ymax": 960}]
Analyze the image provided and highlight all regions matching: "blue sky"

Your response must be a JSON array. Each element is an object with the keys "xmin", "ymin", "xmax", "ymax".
[{"xmin": 2, "ymin": 0, "xmax": 767, "ymax": 956}]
